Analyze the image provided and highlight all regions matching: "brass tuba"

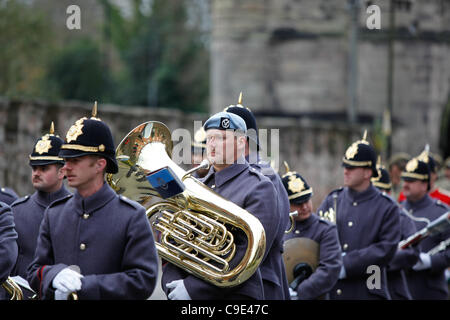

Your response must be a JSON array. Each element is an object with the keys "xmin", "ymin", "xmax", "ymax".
[
  {"xmin": 2, "ymin": 277, "xmax": 24, "ymax": 300},
  {"xmin": 106, "ymin": 121, "xmax": 266, "ymax": 287}
]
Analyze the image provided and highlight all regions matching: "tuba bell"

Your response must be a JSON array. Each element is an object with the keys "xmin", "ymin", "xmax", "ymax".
[{"xmin": 106, "ymin": 121, "xmax": 266, "ymax": 287}]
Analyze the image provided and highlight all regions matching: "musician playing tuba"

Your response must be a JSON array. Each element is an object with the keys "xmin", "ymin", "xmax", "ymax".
[
  {"xmin": 161, "ymin": 111, "xmax": 278, "ymax": 300},
  {"xmin": 282, "ymin": 167, "xmax": 341, "ymax": 300}
]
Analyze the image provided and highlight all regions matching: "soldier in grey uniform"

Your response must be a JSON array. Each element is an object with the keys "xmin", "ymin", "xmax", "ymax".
[
  {"xmin": 225, "ymin": 99, "xmax": 290, "ymax": 300},
  {"xmin": 400, "ymin": 154, "xmax": 450, "ymax": 299},
  {"xmin": 0, "ymin": 203, "xmax": 18, "ymax": 300},
  {"xmin": 317, "ymin": 132, "xmax": 400, "ymax": 299},
  {"xmin": 282, "ymin": 170, "xmax": 341, "ymax": 300},
  {"xmin": 371, "ymin": 162, "xmax": 419, "ymax": 300},
  {"xmin": 27, "ymin": 108, "xmax": 159, "ymax": 300},
  {"xmin": 161, "ymin": 111, "xmax": 279, "ymax": 300},
  {"xmin": 0, "ymin": 187, "xmax": 18, "ymax": 206},
  {"xmin": 10, "ymin": 122, "xmax": 71, "ymax": 299}
]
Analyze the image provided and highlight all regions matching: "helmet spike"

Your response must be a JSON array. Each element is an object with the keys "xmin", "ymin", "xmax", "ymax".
[
  {"xmin": 92, "ymin": 101, "xmax": 98, "ymax": 118},
  {"xmin": 49, "ymin": 121, "xmax": 55, "ymax": 135},
  {"xmin": 362, "ymin": 130, "xmax": 368, "ymax": 141},
  {"xmin": 283, "ymin": 161, "xmax": 290, "ymax": 174},
  {"xmin": 238, "ymin": 92, "xmax": 243, "ymax": 105}
]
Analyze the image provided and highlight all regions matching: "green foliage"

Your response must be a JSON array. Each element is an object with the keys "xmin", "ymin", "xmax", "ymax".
[
  {"xmin": 0, "ymin": 0, "xmax": 51, "ymax": 98},
  {"xmin": 439, "ymin": 96, "xmax": 450, "ymax": 158},
  {"xmin": 45, "ymin": 38, "xmax": 112, "ymax": 102}
]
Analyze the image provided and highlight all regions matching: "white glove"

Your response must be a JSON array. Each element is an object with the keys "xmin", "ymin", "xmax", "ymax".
[
  {"xmin": 166, "ymin": 280, "xmax": 191, "ymax": 300},
  {"xmin": 289, "ymin": 287, "xmax": 298, "ymax": 298},
  {"xmin": 412, "ymin": 252, "xmax": 432, "ymax": 271},
  {"xmin": 339, "ymin": 265, "xmax": 347, "ymax": 279},
  {"xmin": 54, "ymin": 289, "xmax": 70, "ymax": 300},
  {"xmin": 52, "ymin": 267, "xmax": 83, "ymax": 294}
]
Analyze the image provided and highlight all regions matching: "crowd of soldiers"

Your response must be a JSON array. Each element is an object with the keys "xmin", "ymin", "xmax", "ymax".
[{"xmin": 0, "ymin": 100, "xmax": 449, "ymax": 300}]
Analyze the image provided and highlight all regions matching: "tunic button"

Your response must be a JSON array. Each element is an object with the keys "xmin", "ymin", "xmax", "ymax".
[
  {"xmin": 348, "ymin": 221, "xmax": 353, "ymax": 227},
  {"xmin": 353, "ymin": 202, "xmax": 357, "ymax": 206},
  {"xmin": 83, "ymin": 214, "xmax": 90, "ymax": 220},
  {"xmin": 343, "ymin": 243, "xmax": 348, "ymax": 250},
  {"xmin": 295, "ymin": 230, "xmax": 300, "ymax": 234},
  {"xmin": 211, "ymin": 185, "xmax": 215, "ymax": 189},
  {"xmin": 336, "ymin": 289, "xmax": 342, "ymax": 295},
  {"xmin": 80, "ymin": 243, "xmax": 86, "ymax": 250}
]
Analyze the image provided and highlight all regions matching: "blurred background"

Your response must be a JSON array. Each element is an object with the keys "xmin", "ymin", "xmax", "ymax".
[{"xmin": 0, "ymin": 0, "xmax": 449, "ymax": 207}]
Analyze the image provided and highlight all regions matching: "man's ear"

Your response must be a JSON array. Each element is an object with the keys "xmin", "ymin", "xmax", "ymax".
[{"xmin": 97, "ymin": 157, "xmax": 107, "ymax": 173}]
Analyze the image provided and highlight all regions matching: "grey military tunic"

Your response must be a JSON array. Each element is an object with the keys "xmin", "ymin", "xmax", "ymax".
[
  {"xmin": 317, "ymin": 185, "xmax": 400, "ymax": 299},
  {"xmin": 0, "ymin": 202, "xmax": 18, "ymax": 300},
  {"xmin": 284, "ymin": 213, "xmax": 342, "ymax": 299},
  {"xmin": 161, "ymin": 160, "xmax": 279, "ymax": 300},
  {"xmin": 27, "ymin": 182, "xmax": 159, "ymax": 300},
  {"xmin": 386, "ymin": 206, "xmax": 420, "ymax": 300},
  {"xmin": 251, "ymin": 159, "xmax": 290, "ymax": 300},
  {"xmin": 401, "ymin": 195, "xmax": 450, "ymax": 300},
  {"xmin": 11, "ymin": 186, "xmax": 71, "ymax": 282},
  {"xmin": 0, "ymin": 187, "xmax": 18, "ymax": 206}
]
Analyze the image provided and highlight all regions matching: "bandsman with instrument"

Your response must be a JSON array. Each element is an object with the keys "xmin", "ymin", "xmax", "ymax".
[
  {"xmin": 371, "ymin": 160, "xmax": 420, "ymax": 300},
  {"xmin": 282, "ymin": 166, "xmax": 341, "ymax": 300},
  {"xmin": 399, "ymin": 151, "xmax": 450, "ymax": 299},
  {"xmin": 27, "ymin": 103, "xmax": 159, "ymax": 300},
  {"xmin": 161, "ymin": 111, "xmax": 279, "ymax": 300},
  {"xmin": 316, "ymin": 131, "xmax": 400, "ymax": 299},
  {"xmin": 10, "ymin": 122, "xmax": 71, "ymax": 299},
  {"xmin": 225, "ymin": 95, "xmax": 290, "ymax": 299}
]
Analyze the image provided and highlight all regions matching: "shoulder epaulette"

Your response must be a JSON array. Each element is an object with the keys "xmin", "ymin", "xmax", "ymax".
[
  {"xmin": 118, "ymin": 195, "xmax": 141, "ymax": 210},
  {"xmin": 11, "ymin": 195, "xmax": 31, "ymax": 207},
  {"xmin": 328, "ymin": 187, "xmax": 344, "ymax": 196},
  {"xmin": 0, "ymin": 187, "xmax": 17, "ymax": 198},
  {"xmin": 248, "ymin": 166, "xmax": 265, "ymax": 181},
  {"xmin": 48, "ymin": 194, "xmax": 73, "ymax": 208},
  {"xmin": 381, "ymin": 192, "xmax": 397, "ymax": 204},
  {"xmin": 434, "ymin": 198, "xmax": 449, "ymax": 209}
]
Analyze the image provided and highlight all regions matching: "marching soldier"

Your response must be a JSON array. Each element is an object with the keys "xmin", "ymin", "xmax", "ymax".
[
  {"xmin": 371, "ymin": 161, "xmax": 420, "ymax": 300},
  {"xmin": 225, "ymin": 96, "xmax": 290, "ymax": 299},
  {"xmin": 27, "ymin": 104, "xmax": 159, "ymax": 300},
  {"xmin": 317, "ymin": 131, "xmax": 400, "ymax": 299},
  {"xmin": 161, "ymin": 111, "xmax": 279, "ymax": 300},
  {"xmin": 282, "ymin": 169, "xmax": 341, "ymax": 300},
  {"xmin": 0, "ymin": 187, "xmax": 18, "ymax": 206},
  {"xmin": 10, "ymin": 122, "xmax": 71, "ymax": 299},
  {"xmin": 388, "ymin": 152, "xmax": 410, "ymax": 202},
  {"xmin": 0, "ymin": 204, "xmax": 18, "ymax": 300},
  {"xmin": 400, "ymin": 154, "xmax": 450, "ymax": 299}
]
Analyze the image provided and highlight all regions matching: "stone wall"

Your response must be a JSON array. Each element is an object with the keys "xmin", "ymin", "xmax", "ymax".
[{"xmin": 0, "ymin": 98, "xmax": 362, "ymax": 209}]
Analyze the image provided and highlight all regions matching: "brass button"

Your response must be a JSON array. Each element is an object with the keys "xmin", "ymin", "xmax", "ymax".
[
  {"xmin": 336, "ymin": 289, "xmax": 342, "ymax": 295},
  {"xmin": 343, "ymin": 243, "xmax": 348, "ymax": 250},
  {"xmin": 83, "ymin": 214, "xmax": 90, "ymax": 220},
  {"xmin": 348, "ymin": 221, "xmax": 353, "ymax": 227},
  {"xmin": 80, "ymin": 243, "xmax": 86, "ymax": 250},
  {"xmin": 352, "ymin": 202, "xmax": 357, "ymax": 206}
]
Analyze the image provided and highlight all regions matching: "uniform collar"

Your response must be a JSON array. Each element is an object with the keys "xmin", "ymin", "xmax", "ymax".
[
  {"xmin": 34, "ymin": 185, "xmax": 71, "ymax": 208},
  {"xmin": 202, "ymin": 157, "xmax": 249, "ymax": 188},
  {"xmin": 73, "ymin": 182, "xmax": 116, "ymax": 215},
  {"xmin": 345, "ymin": 184, "xmax": 378, "ymax": 203},
  {"xmin": 296, "ymin": 213, "xmax": 317, "ymax": 231},
  {"xmin": 402, "ymin": 194, "xmax": 433, "ymax": 211}
]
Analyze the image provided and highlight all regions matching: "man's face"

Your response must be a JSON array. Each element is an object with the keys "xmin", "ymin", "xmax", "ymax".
[
  {"xmin": 206, "ymin": 129, "xmax": 242, "ymax": 168},
  {"xmin": 402, "ymin": 179, "xmax": 428, "ymax": 202},
  {"xmin": 290, "ymin": 199, "xmax": 313, "ymax": 222},
  {"xmin": 62, "ymin": 155, "xmax": 101, "ymax": 189},
  {"xmin": 343, "ymin": 167, "xmax": 371, "ymax": 189},
  {"xmin": 31, "ymin": 164, "xmax": 64, "ymax": 193}
]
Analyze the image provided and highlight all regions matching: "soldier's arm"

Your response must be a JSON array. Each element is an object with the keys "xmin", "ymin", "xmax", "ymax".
[
  {"xmin": 344, "ymin": 204, "xmax": 400, "ymax": 276},
  {"xmin": 0, "ymin": 205, "xmax": 18, "ymax": 283},
  {"xmin": 26, "ymin": 209, "xmax": 67, "ymax": 300},
  {"xmin": 429, "ymin": 229, "xmax": 450, "ymax": 273},
  {"xmin": 296, "ymin": 223, "xmax": 342, "ymax": 300}
]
